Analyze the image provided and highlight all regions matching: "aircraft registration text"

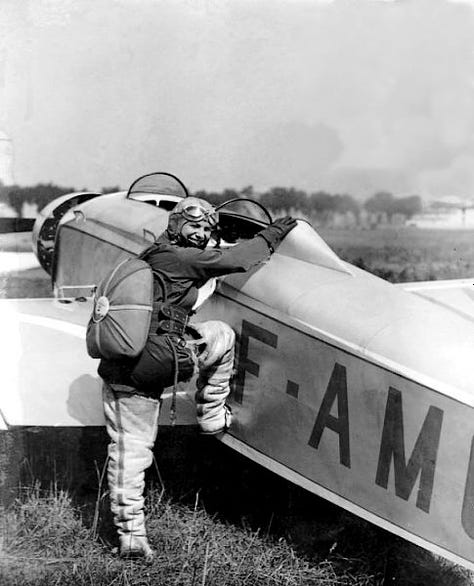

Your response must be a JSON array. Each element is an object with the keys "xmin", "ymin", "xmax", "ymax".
[{"xmin": 201, "ymin": 290, "xmax": 474, "ymax": 569}]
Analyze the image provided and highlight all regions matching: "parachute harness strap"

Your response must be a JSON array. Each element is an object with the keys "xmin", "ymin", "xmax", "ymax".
[
  {"xmin": 163, "ymin": 335, "xmax": 179, "ymax": 426},
  {"xmin": 151, "ymin": 269, "xmax": 180, "ymax": 425},
  {"xmin": 140, "ymin": 247, "xmax": 180, "ymax": 426}
]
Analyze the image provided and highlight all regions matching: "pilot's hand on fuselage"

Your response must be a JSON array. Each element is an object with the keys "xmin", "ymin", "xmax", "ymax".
[{"xmin": 257, "ymin": 216, "xmax": 297, "ymax": 252}]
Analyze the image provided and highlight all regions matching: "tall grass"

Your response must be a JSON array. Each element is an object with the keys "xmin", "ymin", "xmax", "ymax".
[
  {"xmin": 2, "ymin": 471, "xmax": 474, "ymax": 586},
  {"xmin": 0, "ymin": 484, "xmax": 380, "ymax": 586}
]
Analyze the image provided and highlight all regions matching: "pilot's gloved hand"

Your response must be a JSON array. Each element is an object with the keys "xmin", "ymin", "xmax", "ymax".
[{"xmin": 258, "ymin": 216, "xmax": 297, "ymax": 252}]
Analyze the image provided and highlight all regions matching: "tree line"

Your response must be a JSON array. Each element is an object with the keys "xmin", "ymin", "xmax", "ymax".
[
  {"xmin": 0, "ymin": 182, "xmax": 76, "ymax": 217},
  {"xmin": 0, "ymin": 182, "xmax": 121, "ymax": 217},
  {"xmin": 0, "ymin": 181, "xmax": 422, "ymax": 226},
  {"xmin": 195, "ymin": 187, "xmax": 422, "ymax": 226}
]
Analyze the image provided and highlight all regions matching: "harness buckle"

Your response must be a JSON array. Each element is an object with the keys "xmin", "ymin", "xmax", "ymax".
[{"xmin": 156, "ymin": 303, "xmax": 189, "ymax": 336}]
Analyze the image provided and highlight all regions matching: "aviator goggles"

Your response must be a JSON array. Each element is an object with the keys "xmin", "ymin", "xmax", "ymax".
[{"xmin": 179, "ymin": 203, "xmax": 219, "ymax": 227}]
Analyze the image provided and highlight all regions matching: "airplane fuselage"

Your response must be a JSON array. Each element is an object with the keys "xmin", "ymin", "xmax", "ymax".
[{"xmin": 3, "ymin": 186, "xmax": 474, "ymax": 569}]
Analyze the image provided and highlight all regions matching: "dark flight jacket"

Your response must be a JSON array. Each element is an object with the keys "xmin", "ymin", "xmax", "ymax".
[{"xmin": 98, "ymin": 232, "xmax": 271, "ymax": 395}]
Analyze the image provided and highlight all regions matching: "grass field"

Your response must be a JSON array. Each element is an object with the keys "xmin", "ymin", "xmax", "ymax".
[
  {"xmin": 2, "ymin": 227, "xmax": 474, "ymax": 584},
  {"xmin": 2, "ymin": 456, "xmax": 473, "ymax": 586},
  {"xmin": 1, "ymin": 484, "xmax": 379, "ymax": 586},
  {"xmin": 319, "ymin": 227, "xmax": 474, "ymax": 282}
]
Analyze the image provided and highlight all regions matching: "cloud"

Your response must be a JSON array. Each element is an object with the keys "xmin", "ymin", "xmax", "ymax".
[
  {"xmin": 323, "ymin": 166, "xmax": 412, "ymax": 198},
  {"xmin": 417, "ymin": 153, "xmax": 474, "ymax": 198},
  {"xmin": 240, "ymin": 121, "xmax": 344, "ymax": 190},
  {"xmin": 447, "ymin": 0, "xmax": 474, "ymax": 6},
  {"xmin": 3, "ymin": 0, "xmax": 474, "ymax": 200}
]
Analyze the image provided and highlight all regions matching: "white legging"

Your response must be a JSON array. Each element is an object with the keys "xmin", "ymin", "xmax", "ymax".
[
  {"xmin": 103, "ymin": 319, "xmax": 235, "ymax": 539},
  {"xmin": 103, "ymin": 383, "xmax": 160, "ymax": 539},
  {"xmin": 192, "ymin": 320, "xmax": 235, "ymax": 434}
]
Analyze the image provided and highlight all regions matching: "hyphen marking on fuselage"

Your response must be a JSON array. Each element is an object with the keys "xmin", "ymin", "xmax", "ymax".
[
  {"xmin": 234, "ymin": 317, "xmax": 443, "ymax": 508},
  {"xmin": 286, "ymin": 380, "xmax": 299, "ymax": 399},
  {"xmin": 235, "ymin": 314, "xmax": 448, "ymax": 507},
  {"xmin": 204, "ymin": 290, "xmax": 474, "ymax": 570},
  {"xmin": 216, "ymin": 288, "xmax": 474, "ymax": 407}
]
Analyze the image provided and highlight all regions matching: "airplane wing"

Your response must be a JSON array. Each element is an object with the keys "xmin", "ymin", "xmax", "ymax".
[
  {"xmin": 396, "ymin": 278, "xmax": 474, "ymax": 321},
  {"xmin": 0, "ymin": 297, "xmax": 197, "ymax": 430}
]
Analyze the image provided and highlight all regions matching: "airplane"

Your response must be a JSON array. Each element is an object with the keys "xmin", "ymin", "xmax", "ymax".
[{"xmin": 1, "ymin": 171, "xmax": 474, "ymax": 571}]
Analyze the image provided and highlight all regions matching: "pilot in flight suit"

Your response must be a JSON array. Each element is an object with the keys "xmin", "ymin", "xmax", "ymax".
[{"xmin": 98, "ymin": 197, "xmax": 297, "ymax": 560}]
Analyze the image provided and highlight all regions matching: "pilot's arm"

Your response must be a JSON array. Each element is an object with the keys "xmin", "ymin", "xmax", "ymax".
[{"xmin": 174, "ymin": 217, "xmax": 297, "ymax": 279}]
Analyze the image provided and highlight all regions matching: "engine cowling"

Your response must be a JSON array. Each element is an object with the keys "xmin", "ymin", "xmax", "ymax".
[{"xmin": 32, "ymin": 192, "xmax": 102, "ymax": 275}]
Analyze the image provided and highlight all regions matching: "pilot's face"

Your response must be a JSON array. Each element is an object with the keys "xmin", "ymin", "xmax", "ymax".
[{"xmin": 180, "ymin": 220, "xmax": 212, "ymax": 249}]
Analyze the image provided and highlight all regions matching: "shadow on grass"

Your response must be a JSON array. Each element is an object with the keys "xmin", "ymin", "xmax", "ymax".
[
  {"xmin": 1, "ymin": 427, "xmax": 473, "ymax": 585},
  {"xmin": 158, "ymin": 431, "xmax": 472, "ymax": 586}
]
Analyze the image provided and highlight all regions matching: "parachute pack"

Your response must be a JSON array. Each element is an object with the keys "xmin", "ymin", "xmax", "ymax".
[{"xmin": 86, "ymin": 255, "xmax": 165, "ymax": 360}]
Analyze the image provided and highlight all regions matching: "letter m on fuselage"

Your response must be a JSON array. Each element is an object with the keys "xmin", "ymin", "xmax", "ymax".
[{"xmin": 375, "ymin": 387, "xmax": 443, "ymax": 514}]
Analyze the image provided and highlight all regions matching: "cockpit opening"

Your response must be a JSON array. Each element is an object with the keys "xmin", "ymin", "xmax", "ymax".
[
  {"xmin": 127, "ymin": 172, "xmax": 274, "ymax": 244},
  {"xmin": 216, "ymin": 198, "xmax": 272, "ymax": 243}
]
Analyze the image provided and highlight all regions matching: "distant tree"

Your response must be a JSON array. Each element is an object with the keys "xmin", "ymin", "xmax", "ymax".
[
  {"xmin": 364, "ymin": 191, "xmax": 395, "ymax": 220},
  {"xmin": 260, "ymin": 187, "xmax": 309, "ymax": 213},
  {"xmin": 364, "ymin": 192, "xmax": 422, "ymax": 223},
  {"xmin": 4, "ymin": 185, "xmax": 25, "ymax": 216},
  {"xmin": 332, "ymin": 194, "xmax": 360, "ymax": 216},
  {"xmin": 221, "ymin": 188, "xmax": 240, "ymax": 202},
  {"xmin": 240, "ymin": 185, "xmax": 254, "ymax": 199},
  {"xmin": 392, "ymin": 195, "xmax": 422, "ymax": 219},
  {"xmin": 102, "ymin": 185, "xmax": 122, "ymax": 194},
  {"xmin": 309, "ymin": 191, "xmax": 337, "ymax": 214},
  {"xmin": 33, "ymin": 183, "xmax": 75, "ymax": 210},
  {"xmin": 193, "ymin": 189, "xmax": 227, "ymax": 207},
  {"xmin": 193, "ymin": 186, "xmax": 259, "ymax": 208},
  {"xmin": 5, "ymin": 182, "xmax": 75, "ymax": 217}
]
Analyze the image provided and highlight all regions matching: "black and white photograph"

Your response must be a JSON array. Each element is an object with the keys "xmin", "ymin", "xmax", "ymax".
[{"xmin": 1, "ymin": 0, "xmax": 474, "ymax": 584}]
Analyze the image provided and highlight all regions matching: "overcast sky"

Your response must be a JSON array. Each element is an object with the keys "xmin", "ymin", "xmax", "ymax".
[{"xmin": 1, "ymin": 0, "xmax": 474, "ymax": 198}]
